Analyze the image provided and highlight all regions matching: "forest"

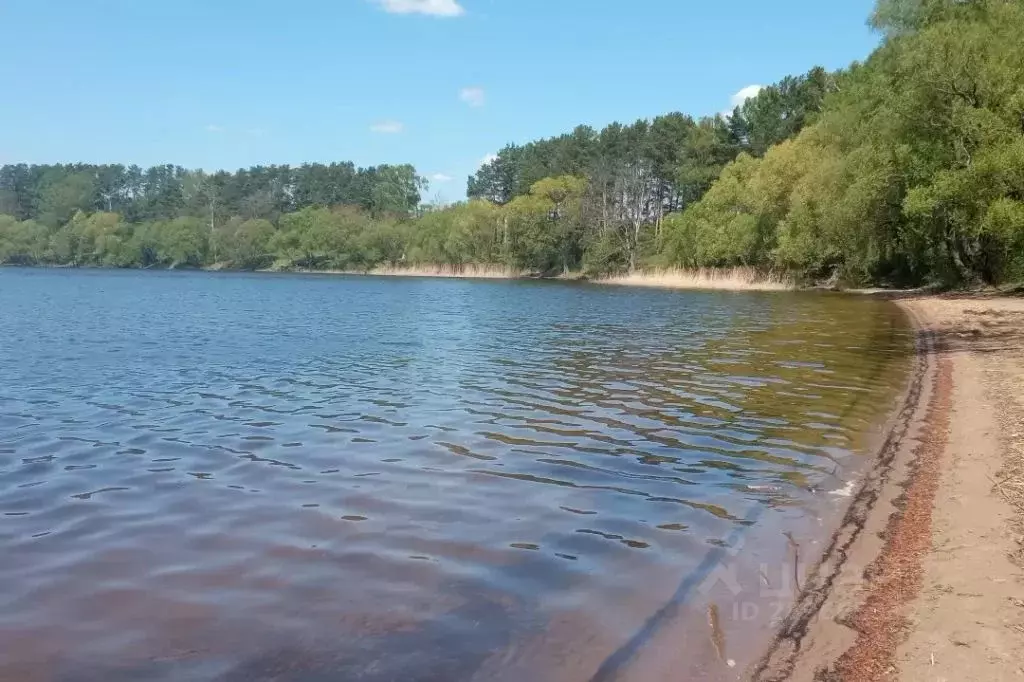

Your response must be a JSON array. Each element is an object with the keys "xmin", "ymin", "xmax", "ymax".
[{"xmin": 1, "ymin": 0, "xmax": 1022, "ymax": 285}]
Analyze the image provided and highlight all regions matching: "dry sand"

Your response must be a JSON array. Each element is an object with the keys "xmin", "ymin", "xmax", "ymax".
[
  {"xmin": 892, "ymin": 298, "xmax": 1024, "ymax": 682},
  {"xmin": 751, "ymin": 295, "xmax": 1024, "ymax": 681}
]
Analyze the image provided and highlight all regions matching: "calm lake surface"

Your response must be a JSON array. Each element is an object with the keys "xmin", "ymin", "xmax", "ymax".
[{"xmin": 0, "ymin": 269, "xmax": 912, "ymax": 681}]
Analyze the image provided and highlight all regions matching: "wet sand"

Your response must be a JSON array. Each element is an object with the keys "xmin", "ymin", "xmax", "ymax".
[{"xmin": 752, "ymin": 294, "xmax": 1024, "ymax": 681}]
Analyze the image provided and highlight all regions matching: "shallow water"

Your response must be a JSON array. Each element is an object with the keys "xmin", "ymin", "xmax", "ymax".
[{"xmin": 0, "ymin": 269, "xmax": 912, "ymax": 681}]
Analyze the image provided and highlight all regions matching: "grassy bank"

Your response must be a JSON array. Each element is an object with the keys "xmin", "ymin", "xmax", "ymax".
[
  {"xmin": 261, "ymin": 263, "xmax": 796, "ymax": 291},
  {"xmin": 366, "ymin": 263, "xmax": 525, "ymax": 279}
]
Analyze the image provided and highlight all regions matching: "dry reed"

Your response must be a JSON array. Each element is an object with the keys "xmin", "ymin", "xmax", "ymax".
[
  {"xmin": 274, "ymin": 263, "xmax": 798, "ymax": 291},
  {"xmin": 366, "ymin": 263, "xmax": 525, "ymax": 279},
  {"xmin": 595, "ymin": 267, "xmax": 795, "ymax": 291}
]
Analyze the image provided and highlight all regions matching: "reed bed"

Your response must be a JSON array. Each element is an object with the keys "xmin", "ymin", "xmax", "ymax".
[
  {"xmin": 366, "ymin": 263, "xmax": 526, "ymax": 279},
  {"xmin": 595, "ymin": 267, "xmax": 796, "ymax": 291}
]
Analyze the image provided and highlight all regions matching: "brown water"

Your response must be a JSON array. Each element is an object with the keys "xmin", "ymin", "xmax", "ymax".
[{"xmin": 0, "ymin": 269, "xmax": 913, "ymax": 681}]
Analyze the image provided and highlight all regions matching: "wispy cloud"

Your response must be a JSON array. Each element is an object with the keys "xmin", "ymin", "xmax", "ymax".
[
  {"xmin": 479, "ymin": 153, "xmax": 498, "ymax": 168},
  {"xmin": 370, "ymin": 120, "xmax": 405, "ymax": 134},
  {"xmin": 430, "ymin": 173, "xmax": 453, "ymax": 183},
  {"xmin": 459, "ymin": 86, "xmax": 485, "ymax": 108},
  {"xmin": 723, "ymin": 84, "xmax": 764, "ymax": 116},
  {"xmin": 373, "ymin": 0, "xmax": 464, "ymax": 17},
  {"xmin": 205, "ymin": 124, "xmax": 225, "ymax": 133}
]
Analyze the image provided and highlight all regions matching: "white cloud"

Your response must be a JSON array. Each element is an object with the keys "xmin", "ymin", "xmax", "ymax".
[
  {"xmin": 459, "ymin": 86, "xmax": 485, "ymax": 108},
  {"xmin": 724, "ymin": 84, "xmax": 764, "ymax": 115},
  {"xmin": 430, "ymin": 173, "xmax": 453, "ymax": 183},
  {"xmin": 205, "ymin": 124, "xmax": 225, "ymax": 133},
  {"xmin": 370, "ymin": 120, "xmax": 405, "ymax": 134},
  {"xmin": 373, "ymin": 0, "xmax": 464, "ymax": 17},
  {"xmin": 479, "ymin": 153, "xmax": 498, "ymax": 168}
]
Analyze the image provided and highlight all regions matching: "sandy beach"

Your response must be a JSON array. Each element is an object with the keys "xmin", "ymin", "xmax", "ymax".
[{"xmin": 753, "ymin": 294, "xmax": 1024, "ymax": 681}]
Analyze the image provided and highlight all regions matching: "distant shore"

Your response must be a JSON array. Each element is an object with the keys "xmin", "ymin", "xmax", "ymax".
[
  {"xmin": 7, "ymin": 262, "xmax": 1022, "ymax": 298},
  {"xmin": 753, "ymin": 293, "xmax": 1024, "ymax": 681},
  {"xmin": 247, "ymin": 264, "xmax": 798, "ymax": 292},
  {"xmin": 253, "ymin": 263, "xmax": 529, "ymax": 281}
]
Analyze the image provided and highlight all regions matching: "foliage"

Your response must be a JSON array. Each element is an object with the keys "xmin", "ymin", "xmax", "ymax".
[
  {"xmin": 465, "ymin": 67, "xmax": 833, "ymax": 275},
  {"xmin": 0, "ymin": 161, "xmax": 426, "ymax": 227},
  {"xmin": 664, "ymin": 0, "xmax": 1024, "ymax": 286},
  {"xmin": 728, "ymin": 67, "xmax": 839, "ymax": 157},
  {"xmin": 0, "ymin": 215, "xmax": 48, "ymax": 265}
]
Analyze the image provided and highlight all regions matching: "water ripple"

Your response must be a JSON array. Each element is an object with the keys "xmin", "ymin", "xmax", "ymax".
[{"xmin": 0, "ymin": 269, "xmax": 912, "ymax": 680}]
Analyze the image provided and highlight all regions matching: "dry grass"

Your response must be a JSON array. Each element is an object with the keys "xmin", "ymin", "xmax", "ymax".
[
  {"xmin": 262, "ymin": 263, "xmax": 798, "ymax": 289},
  {"xmin": 994, "ymin": 470, "xmax": 1024, "ymax": 516},
  {"xmin": 366, "ymin": 263, "xmax": 525, "ymax": 279},
  {"xmin": 992, "ymin": 358, "xmax": 1024, "ymax": 568},
  {"xmin": 279, "ymin": 263, "xmax": 527, "ymax": 279},
  {"xmin": 595, "ymin": 267, "xmax": 795, "ymax": 292},
  {"xmin": 995, "ymin": 425, "xmax": 1024, "ymax": 520}
]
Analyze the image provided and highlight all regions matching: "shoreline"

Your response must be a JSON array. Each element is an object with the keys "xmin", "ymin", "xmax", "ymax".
[
  {"xmin": 9, "ymin": 263, "xmax": 1024, "ymax": 297},
  {"xmin": 254, "ymin": 265, "xmax": 796, "ymax": 291},
  {"xmin": 5, "ymin": 263, "xmax": 798, "ymax": 292},
  {"xmin": 752, "ymin": 294, "xmax": 1024, "ymax": 681}
]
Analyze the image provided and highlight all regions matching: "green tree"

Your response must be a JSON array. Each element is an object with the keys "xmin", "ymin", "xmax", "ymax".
[
  {"xmin": 155, "ymin": 217, "xmax": 208, "ymax": 267},
  {"xmin": 0, "ymin": 216, "xmax": 49, "ymax": 264},
  {"xmin": 369, "ymin": 165, "xmax": 425, "ymax": 216},
  {"xmin": 219, "ymin": 218, "xmax": 275, "ymax": 269},
  {"xmin": 35, "ymin": 170, "xmax": 96, "ymax": 228}
]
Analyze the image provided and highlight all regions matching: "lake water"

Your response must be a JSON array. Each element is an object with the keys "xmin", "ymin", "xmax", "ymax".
[{"xmin": 0, "ymin": 269, "xmax": 912, "ymax": 681}]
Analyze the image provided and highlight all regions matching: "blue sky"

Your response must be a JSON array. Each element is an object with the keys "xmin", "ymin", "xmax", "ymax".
[{"xmin": 0, "ymin": 0, "xmax": 879, "ymax": 202}]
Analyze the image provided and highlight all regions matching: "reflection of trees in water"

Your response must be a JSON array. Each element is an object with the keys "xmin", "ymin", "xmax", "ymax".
[{"xmin": 500, "ymin": 294, "xmax": 912, "ymax": 489}]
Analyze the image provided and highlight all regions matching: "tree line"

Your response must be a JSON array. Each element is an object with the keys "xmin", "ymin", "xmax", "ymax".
[
  {"xmin": 0, "ymin": 64, "xmax": 829, "ymax": 275},
  {"xmin": 2, "ymin": 0, "xmax": 1022, "ymax": 285},
  {"xmin": 0, "ymin": 162, "xmax": 424, "ymax": 227},
  {"xmin": 466, "ymin": 68, "xmax": 835, "ymax": 272}
]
